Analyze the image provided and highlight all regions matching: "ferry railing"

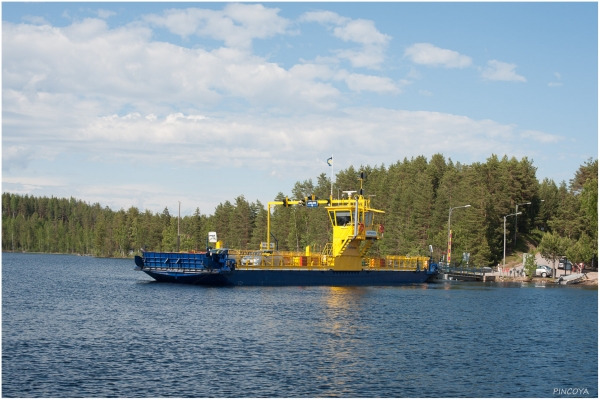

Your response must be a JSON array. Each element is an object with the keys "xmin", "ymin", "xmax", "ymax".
[
  {"xmin": 321, "ymin": 243, "xmax": 333, "ymax": 257},
  {"xmin": 144, "ymin": 250, "xmax": 435, "ymax": 273},
  {"xmin": 142, "ymin": 251, "xmax": 233, "ymax": 272},
  {"xmin": 436, "ymin": 263, "xmax": 492, "ymax": 276},
  {"xmin": 216, "ymin": 249, "xmax": 427, "ymax": 272},
  {"xmin": 227, "ymin": 249, "xmax": 335, "ymax": 270},
  {"xmin": 364, "ymin": 256, "xmax": 429, "ymax": 272}
]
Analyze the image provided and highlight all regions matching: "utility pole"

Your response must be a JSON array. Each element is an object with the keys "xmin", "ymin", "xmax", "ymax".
[
  {"xmin": 514, "ymin": 202, "xmax": 531, "ymax": 248},
  {"xmin": 504, "ymin": 212, "xmax": 522, "ymax": 268},
  {"xmin": 177, "ymin": 201, "xmax": 181, "ymax": 252}
]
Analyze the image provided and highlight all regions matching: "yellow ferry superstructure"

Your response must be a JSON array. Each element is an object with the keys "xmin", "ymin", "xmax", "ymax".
[{"xmin": 263, "ymin": 192, "xmax": 385, "ymax": 271}]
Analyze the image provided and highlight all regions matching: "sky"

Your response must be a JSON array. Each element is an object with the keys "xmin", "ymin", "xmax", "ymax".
[{"xmin": 2, "ymin": 2, "xmax": 598, "ymax": 216}]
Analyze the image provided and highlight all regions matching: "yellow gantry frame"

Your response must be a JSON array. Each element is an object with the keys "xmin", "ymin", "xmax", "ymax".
[
  {"xmin": 266, "ymin": 197, "xmax": 330, "ymax": 251},
  {"xmin": 266, "ymin": 193, "xmax": 385, "ymax": 271}
]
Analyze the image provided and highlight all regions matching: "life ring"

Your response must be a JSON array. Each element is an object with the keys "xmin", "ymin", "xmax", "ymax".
[
  {"xmin": 358, "ymin": 223, "xmax": 365, "ymax": 233},
  {"xmin": 378, "ymin": 224, "xmax": 385, "ymax": 233}
]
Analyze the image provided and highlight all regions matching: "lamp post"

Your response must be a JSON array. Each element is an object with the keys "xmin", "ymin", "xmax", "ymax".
[
  {"xmin": 447, "ymin": 204, "xmax": 471, "ymax": 266},
  {"xmin": 504, "ymin": 212, "xmax": 522, "ymax": 268},
  {"xmin": 514, "ymin": 202, "xmax": 531, "ymax": 247}
]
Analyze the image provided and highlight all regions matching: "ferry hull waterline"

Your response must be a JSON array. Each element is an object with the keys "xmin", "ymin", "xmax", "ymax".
[
  {"xmin": 134, "ymin": 172, "xmax": 438, "ymax": 286},
  {"xmin": 139, "ymin": 267, "xmax": 436, "ymax": 286}
]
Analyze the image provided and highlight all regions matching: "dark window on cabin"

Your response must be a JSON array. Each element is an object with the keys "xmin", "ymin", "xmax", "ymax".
[
  {"xmin": 335, "ymin": 211, "xmax": 351, "ymax": 226},
  {"xmin": 364, "ymin": 212, "xmax": 373, "ymax": 226}
]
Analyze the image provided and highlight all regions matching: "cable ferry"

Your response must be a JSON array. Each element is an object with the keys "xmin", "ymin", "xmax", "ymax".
[{"xmin": 134, "ymin": 177, "xmax": 438, "ymax": 286}]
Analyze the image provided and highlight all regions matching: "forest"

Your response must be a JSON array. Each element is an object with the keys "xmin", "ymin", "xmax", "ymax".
[{"xmin": 2, "ymin": 154, "xmax": 597, "ymax": 268}]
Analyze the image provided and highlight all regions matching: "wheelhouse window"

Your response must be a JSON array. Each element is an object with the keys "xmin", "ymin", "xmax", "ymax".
[
  {"xmin": 363, "ymin": 211, "xmax": 373, "ymax": 227},
  {"xmin": 329, "ymin": 210, "xmax": 352, "ymax": 226}
]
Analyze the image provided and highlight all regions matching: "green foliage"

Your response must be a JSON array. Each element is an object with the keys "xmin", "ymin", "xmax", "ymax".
[
  {"xmin": 526, "ymin": 229, "xmax": 545, "ymax": 247},
  {"xmin": 566, "ymin": 233, "xmax": 595, "ymax": 265},
  {"xmin": 1, "ymin": 194, "xmax": 213, "ymax": 257},
  {"xmin": 538, "ymin": 231, "xmax": 572, "ymax": 277},
  {"xmin": 161, "ymin": 219, "xmax": 178, "ymax": 252},
  {"xmin": 2, "ymin": 156, "xmax": 596, "ymax": 267},
  {"xmin": 523, "ymin": 253, "xmax": 537, "ymax": 278},
  {"xmin": 580, "ymin": 178, "xmax": 598, "ymax": 242},
  {"xmin": 570, "ymin": 158, "xmax": 598, "ymax": 194}
]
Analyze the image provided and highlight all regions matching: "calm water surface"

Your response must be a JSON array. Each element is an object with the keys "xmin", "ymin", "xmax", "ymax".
[{"xmin": 2, "ymin": 253, "xmax": 597, "ymax": 397}]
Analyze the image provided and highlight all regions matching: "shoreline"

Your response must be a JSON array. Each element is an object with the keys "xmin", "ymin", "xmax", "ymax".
[
  {"xmin": 2, "ymin": 250, "xmax": 133, "ymax": 259},
  {"xmin": 493, "ymin": 273, "xmax": 598, "ymax": 287},
  {"xmin": 4, "ymin": 251, "xmax": 598, "ymax": 286}
]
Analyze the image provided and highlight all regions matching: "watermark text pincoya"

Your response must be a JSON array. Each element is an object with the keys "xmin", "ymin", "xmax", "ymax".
[{"xmin": 553, "ymin": 388, "xmax": 589, "ymax": 396}]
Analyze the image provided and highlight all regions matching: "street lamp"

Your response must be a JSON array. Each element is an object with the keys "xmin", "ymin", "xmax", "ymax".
[
  {"xmin": 447, "ymin": 204, "xmax": 471, "ymax": 266},
  {"xmin": 514, "ymin": 202, "xmax": 531, "ymax": 247},
  {"xmin": 504, "ymin": 212, "xmax": 522, "ymax": 268}
]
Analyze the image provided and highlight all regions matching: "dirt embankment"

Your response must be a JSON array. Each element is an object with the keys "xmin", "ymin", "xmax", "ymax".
[{"xmin": 580, "ymin": 271, "xmax": 598, "ymax": 286}]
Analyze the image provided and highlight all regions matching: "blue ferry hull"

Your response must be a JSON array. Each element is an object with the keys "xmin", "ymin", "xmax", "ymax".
[{"xmin": 142, "ymin": 268, "xmax": 435, "ymax": 286}]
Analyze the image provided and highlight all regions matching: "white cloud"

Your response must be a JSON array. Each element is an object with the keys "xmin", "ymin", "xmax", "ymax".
[
  {"xmin": 2, "ymin": 146, "xmax": 35, "ymax": 171},
  {"xmin": 289, "ymin": 63, "xmax": 335, "ymax": 81},
  {"xmin": 333, "ymin": 19, "xmax": 390, "ymax": 46},
  {"xmin": 97, "ymin": 9, "xmax": 116, "ymax": 19},
  {"xmin": 337, "ymin": 72, "xmax": 400, "ymax": 94},
  {"xmin": 404, "ymin": 43, "xmax": 472, "ymax": 68},
  {"xmin": 3, "ymin": 176, "xmax": 65, "ymax": 187},
  {"xmin": 298, "ymin": 11, "xmax": 349, "ymax": 26},
  {"xmin": 520, "ymin": 130, "xmax": 563, "ymax": 143},
  {"xmin": 2, "ymin": 19, "xmax": 342, "ymax": 114},
  {"xmin": 2, "ymin": 175, "xmax": 67, "ymax": 196},
  {"xmin": 334, "ymin": 45, "xmax": 387, "ymax": 69},
  {"xmin": 481, "ymin": 60, "xmax": 526, "ymax": 82},
  {"xmin": 2, "ymin": 15, "xmax": 547, "ymax": 176},
  {"xmin": 144, "ymin": 4, "xmax": 291, "ymax": 50},
  {"xmin": 299, "ymin": 11, "xmax": 390, "ymax": 69},
  {"xmin": 548, "ymin": 71, "xmax": 563, "ymax": 87},
  {"xmin": 17, "ymin": 108, "xmax": 534, "ymax": 174},
  {"xmin": 62, "ymin": 17, "xmax": 111, "ymax": 41},
  {"xmin": 407, "ymin": 67, "xmax": 422, "ymax": 79},
  {"xmin": 419, "ymin": 90, "xmax": 433, "ymax": 97}
]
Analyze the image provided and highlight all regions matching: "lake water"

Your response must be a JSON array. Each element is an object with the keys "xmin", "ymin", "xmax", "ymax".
[{"xmin": 2, "ymin": 252, "xmax": 597, "ymax": 397}]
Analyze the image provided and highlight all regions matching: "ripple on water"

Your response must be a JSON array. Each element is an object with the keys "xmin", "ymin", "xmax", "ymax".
[{"xmin": 2, "ymin": 253, "xmax": 598, "ymax": 397}]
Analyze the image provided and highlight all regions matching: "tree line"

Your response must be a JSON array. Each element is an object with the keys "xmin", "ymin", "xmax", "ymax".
[{"xmin": 2, "ymin": 154, "xmax": 597, "ymax": 268}]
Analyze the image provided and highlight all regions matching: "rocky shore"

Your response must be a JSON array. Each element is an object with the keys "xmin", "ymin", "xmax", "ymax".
[{"xmin": 493, "ymin": 271, "xmax": 597, "ymax": 286}]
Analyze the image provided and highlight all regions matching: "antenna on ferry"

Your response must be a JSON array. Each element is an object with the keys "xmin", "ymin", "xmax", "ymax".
[
  {"xmin": 327, "ymin": 155, "xmax": 333, "ymax": 199},
  {"xmin": 342, "ymin": 190, "xmax": 357, "ymax": 198}
]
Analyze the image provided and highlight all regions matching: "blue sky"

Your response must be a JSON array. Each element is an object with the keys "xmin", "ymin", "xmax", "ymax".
[{"xmin": 2, "ymin": 2, "xmax": 597, "ymax": 215}]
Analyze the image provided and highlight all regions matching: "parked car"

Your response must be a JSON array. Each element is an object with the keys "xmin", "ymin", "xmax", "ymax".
[{"xmin": 535, "ymin": 265, "xmax": 552, "ymax": 278}]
